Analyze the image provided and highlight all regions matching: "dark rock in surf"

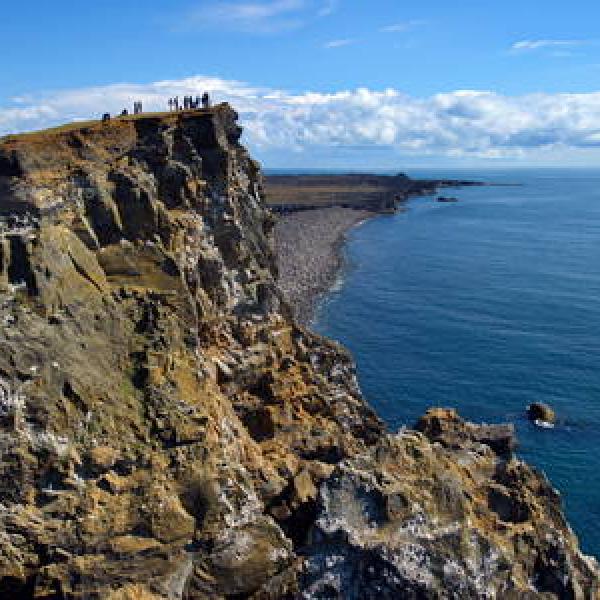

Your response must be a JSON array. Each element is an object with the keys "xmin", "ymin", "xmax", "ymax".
[{"xmin": 527, "ymin": 402, "xmax": 556, "ymax": 425}]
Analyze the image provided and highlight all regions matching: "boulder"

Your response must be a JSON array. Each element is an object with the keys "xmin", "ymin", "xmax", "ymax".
[
  {"xmin": 527, "ymin": 402, "xmax": 556, "ymax": 425},
  {"xmin": 415, "ymin": 407, "xmax": 516, "ymax": 458}
]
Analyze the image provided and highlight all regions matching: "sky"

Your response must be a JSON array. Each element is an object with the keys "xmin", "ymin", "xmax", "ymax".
[{"xmin": 3, "ymin": 0, "xmax": 600, "ymax": 167}]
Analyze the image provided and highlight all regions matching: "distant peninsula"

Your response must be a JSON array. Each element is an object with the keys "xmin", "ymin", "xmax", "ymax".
[{"xmin": 265, "ymin": 172, "xmax": 483, "ymax": 214}]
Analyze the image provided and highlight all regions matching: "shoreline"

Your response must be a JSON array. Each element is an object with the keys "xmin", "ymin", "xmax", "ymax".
[
  {"xmin": 268, "ymin": 172, "xmax": 483, "ymax": 325},
  {"xmin": 274, "ymin": 206, "xmax": 377, "ymax": 325}
]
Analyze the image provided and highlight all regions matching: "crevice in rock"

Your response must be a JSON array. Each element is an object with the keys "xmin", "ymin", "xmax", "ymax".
[
  {"xmin": 0, "ymin": 575, "xmax": 35, "ymax": 599},
  {"xmin": 7, "ymin": 236, "xmax": 37, "ymax": 295},
  {"xmin": 0, "ymin": 150, "xmax": 23, "ymax": 178},
  {"xmin": 62, "ymin": 380, "xmax": 87, "ymax": 413}
]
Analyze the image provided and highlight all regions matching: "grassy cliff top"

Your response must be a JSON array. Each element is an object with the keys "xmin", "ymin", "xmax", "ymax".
[{"xmin": 0, "ymin": 105, "xmax": 228, "ymax": 147}]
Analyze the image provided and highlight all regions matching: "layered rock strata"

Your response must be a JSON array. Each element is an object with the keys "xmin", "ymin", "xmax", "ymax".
[{"xmin": 0, "ymin": 106, "xmax": 597, "ymax": 599}]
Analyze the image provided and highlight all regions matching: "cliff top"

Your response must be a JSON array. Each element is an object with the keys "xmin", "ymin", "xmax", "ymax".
[
  {"xmin": 0, "ymin": 104, "xmax": 229, "ymax": 147},
  {"xmin": 0, "ymin": 102, "xmax": 244, "ymax": 215}
]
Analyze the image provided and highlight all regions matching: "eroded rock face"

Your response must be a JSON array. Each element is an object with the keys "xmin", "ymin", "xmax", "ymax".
[
  {"xmin": 0, "ymin": 109, "xmax": 596, "ymax": 598},
  {"xmin": 301, "ymin": 410, "xmax": 599, "ymax": 598}
]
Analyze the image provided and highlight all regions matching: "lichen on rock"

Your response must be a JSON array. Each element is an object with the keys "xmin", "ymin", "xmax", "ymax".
[{"xmin": 0, "ymin": 107, "xmax": 597, "ymax": 598}]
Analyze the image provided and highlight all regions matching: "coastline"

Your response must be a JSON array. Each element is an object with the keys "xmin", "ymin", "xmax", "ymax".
[
  {"xmin": 267, "ymin": 172, "xmax": 483, "ymax": 325},
  {"xmin": 1, "ymin": 111, "xmax": 598, "ymax": 596},
  {"xmin": 274, "ymin": 206, "xmax": 375, "ymax": 324}
]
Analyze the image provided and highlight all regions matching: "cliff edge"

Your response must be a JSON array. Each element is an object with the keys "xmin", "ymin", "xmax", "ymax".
[{"xmin": 0, "ymin": 106, "xmax": 597, "ymax": 599}]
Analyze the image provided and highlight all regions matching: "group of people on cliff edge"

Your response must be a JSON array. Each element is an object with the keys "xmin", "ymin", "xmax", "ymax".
[
  {"xmin": 101, "ymin": 93, "xmax": 211, "ymax": 122},
  {"xmin": 168, "ymin": 93, "xmax": 211, "ymax": 112}
]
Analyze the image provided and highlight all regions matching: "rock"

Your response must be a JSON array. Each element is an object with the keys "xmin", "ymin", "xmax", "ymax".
[
  {"xmin": 86, "ymin": 445, "xmax": 119, "ymax": 474},
  {"xmin": 415, "ymin": 407, "xmax": 516, "ymax": 458},
  {"xmin": 150, "ymin": 494, "xmax": 196, "ymax": 544},
  {"xmin": 291, "ymin": 468, "xmax": 317, "ymax": 507},
  {"xmin": 0, "ymin": 106, "xmax": 596, "ymax": 598},
  {"xmin": 527, "ymin": 402, "xmax": 556, "ymax": 424},
  {"xmin": 436, "ymin": 195, "xmax": 459, "ymax": 202},
  {"xmin": 300, "ymin": 428, "xmax": 594, "ymax": 598},
  {"xmin": 106, "ymin": 585, "xmax": 164, "ymax": 600},
  {"xmin": 109, "ymin": 535, "xmax": 162, "ymax": 555}
]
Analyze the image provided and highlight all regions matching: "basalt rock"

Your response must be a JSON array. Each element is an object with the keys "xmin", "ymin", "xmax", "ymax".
[
  {"xmin": 0, "ymin": 107, "xmax": 596, "ymax": 598},
  {"xmin": 527, "ymin": 402, "xmax": 556, "ymax": 425},
  {"xmin": 415, "ymin": 407, "xmax": 516, "ymax": 458}
]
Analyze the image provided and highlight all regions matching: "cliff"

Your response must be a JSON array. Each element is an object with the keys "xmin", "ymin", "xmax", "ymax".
[{"xmin": 0, "ymin": 106, "xmax": 597, "ymax": 599}]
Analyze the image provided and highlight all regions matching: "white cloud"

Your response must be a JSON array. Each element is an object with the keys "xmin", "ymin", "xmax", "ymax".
[
  {"xmin": 380, "ymin": 20, "xmax": 427, "ymax": 33},
  {"xmin": 177, "ymin": 0, "xmax": 334, "ymax": 33},
  {"xmin": 180, "ymin": 0, "xmax": 306, "ymax": 33},
  {"xmin": 5, "ymin": 76, "xmax": 600, "ymax": 164},
  {"xmin": 324, "ymin": 38, "xmax": 354, "ymax": 48},
  {"xmin": 511, "ymin": 39, "xmax": 587, "ymax": 52}
]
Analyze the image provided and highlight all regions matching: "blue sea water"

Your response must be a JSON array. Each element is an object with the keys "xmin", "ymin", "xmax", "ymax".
[{"xmin": 312, "ymin": 169, "xmax": 600, "ymax": 557}]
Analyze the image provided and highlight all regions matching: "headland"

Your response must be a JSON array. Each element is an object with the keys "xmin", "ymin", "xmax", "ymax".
[{"xmin": 0, "ymin": 106, "xmax": 597, "ymax": 598}]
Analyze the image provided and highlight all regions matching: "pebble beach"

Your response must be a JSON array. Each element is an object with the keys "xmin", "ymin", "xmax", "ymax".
[{"xmin": 273, "ymin": 207, "xmax": 373, "ymax": 325}]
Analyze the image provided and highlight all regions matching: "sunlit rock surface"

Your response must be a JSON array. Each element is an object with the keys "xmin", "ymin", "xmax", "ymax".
[{"xmin": 0, "ymin": 107, "xmax": 597, "ymax": 598}]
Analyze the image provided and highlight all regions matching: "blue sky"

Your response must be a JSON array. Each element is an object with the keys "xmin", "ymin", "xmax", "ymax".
[{"xmin": 3, "ymin": 0, "xmax": 600, "ymax": 167}]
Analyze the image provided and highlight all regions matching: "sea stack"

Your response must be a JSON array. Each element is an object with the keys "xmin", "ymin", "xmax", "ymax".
[
  {"xmin": 528, "ymin": 402, "xmax": 557, "ymax": 425},
  {"xmin": 0, "ymin": 106, "xmax": 596, "ymax": 597}
]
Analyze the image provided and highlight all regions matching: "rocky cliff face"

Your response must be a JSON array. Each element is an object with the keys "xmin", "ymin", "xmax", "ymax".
[{"xmin": 0, "ymin": 106, "xmax": 597, "ymax": 599}]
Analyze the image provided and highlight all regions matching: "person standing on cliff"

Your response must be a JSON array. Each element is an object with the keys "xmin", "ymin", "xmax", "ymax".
[{"xmin": 202, "ymin": 92, "xmax": 210, "ymax": 109}]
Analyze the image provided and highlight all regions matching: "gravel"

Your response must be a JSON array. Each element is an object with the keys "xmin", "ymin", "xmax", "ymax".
[{"xmin": 274, "ymin": 207, "xmax": 373, "ymax": 325}]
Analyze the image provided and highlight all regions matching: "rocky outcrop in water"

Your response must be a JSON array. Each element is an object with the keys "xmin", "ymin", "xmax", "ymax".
[
  {"xmin": 0, "ymin": 107, "xmax": 597, "ymax": 598},
  {"xmin": 527, "ymin": 402, "xmax": 556, "ymax": 425}
]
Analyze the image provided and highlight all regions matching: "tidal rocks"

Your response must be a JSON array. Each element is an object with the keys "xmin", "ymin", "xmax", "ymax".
[
  {"xmin": 527, "ymin": 402, "xmax": 556, "ymax": 425},
  {"xmin": 415, "ymin": 407, "xmax": 516, "ymax": 458},
  {"xmin": 300, "ymin": 413, "xmax": 597, "ymax": 598},
  {"xmin": 436, "ymin": 195, "xmax": 459, "ymax": 203},
  {"xmin": 0, "ymin": 107, "xmax": 596, "ymax": 598}
]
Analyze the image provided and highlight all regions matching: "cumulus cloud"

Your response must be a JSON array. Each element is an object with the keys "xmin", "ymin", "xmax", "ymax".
[{"xmin": 4, "ymin": 76, "xmax": 600, "ymax": 163}]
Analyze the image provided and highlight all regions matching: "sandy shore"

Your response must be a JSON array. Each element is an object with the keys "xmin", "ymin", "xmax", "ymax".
[{"xmin": 274, "ymin": 207, "xmax": 373, "ymax": 325}]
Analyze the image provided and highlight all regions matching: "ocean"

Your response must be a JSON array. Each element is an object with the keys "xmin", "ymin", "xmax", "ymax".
[{"xmin": 312, "ymin": 168, "xmax": 600, "ymax": 558}]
